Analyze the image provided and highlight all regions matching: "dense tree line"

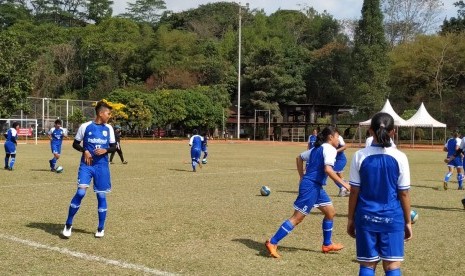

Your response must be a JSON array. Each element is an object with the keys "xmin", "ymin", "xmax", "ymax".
[{"xmin": 2, "ymin": 0, "xmax": 465, "ymax": 130}]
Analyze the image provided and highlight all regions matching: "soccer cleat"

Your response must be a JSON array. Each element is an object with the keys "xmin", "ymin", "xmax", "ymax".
[
  {"xmin": 461, "ymin": 198, "xmax": 465, "ymax": 210},
  {"xmin": 95, "ymin": 229, "xmax": 105, "ymax": 238},
  {"xmin": 122, "ymin": 161, "xmax": 128, "ymax": 164},
  {"xmin": 62, "ymin": 225, "xmax": 72, "ymax": 238},
  {"xmin": 338, "ymin": 188, "xmax": 350, "ymax": 197},
  {"xmin": 265, "ymin": 239, "xmax": 281, "ymax": 258},
  {"xmin": 4, "ymin": 166, "xmax": 8, "ymax": 170},
  {"xmin": 459, "ymin": 186, "xmax": 463, "ymax": 190},
  {"xmin": 7, "ymin": 167, "xmax": 12, "ymax": 171},
  {"xmin": 51, "ymin": 168, "xmax": 56, "ymax": 172},
  {"xmin": 322, "ymin": 243, "xmax": 344, "ymax": 253},
  {"xmin": 443, "ymin": 181, "xmax": 448, "ymax": 190}
]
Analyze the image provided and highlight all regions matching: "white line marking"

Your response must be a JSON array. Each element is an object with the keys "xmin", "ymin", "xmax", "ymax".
[{"xmin": 0, "ymin": 233, "xmax": 177, "ymax": 276}]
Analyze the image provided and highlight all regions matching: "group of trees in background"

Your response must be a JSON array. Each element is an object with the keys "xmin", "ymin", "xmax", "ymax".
[{"xmin": 2, "ymin": 0, "xmax": 465, "ymax": 132}]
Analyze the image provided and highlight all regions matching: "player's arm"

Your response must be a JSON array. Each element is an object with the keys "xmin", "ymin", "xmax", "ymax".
[
  {"xmin": 106, "ymin": 143, "xmax": 117, "ymax": 153},
  {"xmin": 73, "ymin": 139, "xmax": 86, "ymax": 152},
  {"xmin": 399, "ymin": 190, "xmax": 412, "ymax": 241},
  {"xmin": 445, "ymin": 148, "xmax": 464, "ymax": 163},
  {"xmin": 296, "ymin": 155, "xmax": 304, "ymax": 180},
  {"xmin": 347, "ymin": 186, "xmax": 359, "ymax": 238},
  {"xmin": 325, "ymin": 165, "xmax": 350, "ymax": 190}
]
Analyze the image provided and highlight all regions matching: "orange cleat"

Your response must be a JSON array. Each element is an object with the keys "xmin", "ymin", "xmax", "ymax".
[
  {"xmin": 265, "ymin": 240, "xmax": 281, "ymax": 258},
  {"xmin": 322, "ymin": 243, "xmax": 344, "ymax": 253}
]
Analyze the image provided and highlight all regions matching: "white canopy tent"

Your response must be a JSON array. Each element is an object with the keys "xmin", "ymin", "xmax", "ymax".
[
  {"xmin": 358, "ymin": 99, "xmax": 410, "ymax": 145},
  {"xmin": 404, "ymin": 102, "xmax": 447, "ymax": 147}
]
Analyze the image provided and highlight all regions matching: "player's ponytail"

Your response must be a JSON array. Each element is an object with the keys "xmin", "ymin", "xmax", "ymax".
[
  {"xmin": 314, "ymin": 126, "xmax": 338, "ymax": 148},
  {"xmin": 370, "ymin": 112, "xmax": 394, "ymax": 148}
]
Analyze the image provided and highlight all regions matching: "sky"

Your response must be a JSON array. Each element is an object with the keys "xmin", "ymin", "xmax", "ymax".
[{"xmin": 113, "ymin": 0, "xmax": 459, "ymax": 22}]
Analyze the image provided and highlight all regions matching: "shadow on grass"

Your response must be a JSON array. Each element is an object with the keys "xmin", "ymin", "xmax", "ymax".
[
  {"xmin": 30, "ymin": 169, "xmax": 53, "ymax": 172},
  {"xmin": 411, "ymin": 204, "xmax": 464, "ymax": 212},
  {"xmin": 167, "ymin": 168, "xmax": 193, "ymax": 173},
  {"xmin": 276, "ymin": 190, "xmax": 297, "ymax": 194},
  {"xmin": 232, "ymin": 238, "xmax": 320, "ymax": 257},
  {"xmin": 26, "ymin": 222, "xmax": 94, "ymax": 239}
]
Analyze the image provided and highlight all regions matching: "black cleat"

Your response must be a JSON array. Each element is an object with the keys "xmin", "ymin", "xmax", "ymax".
[{"xmin": 461, "ymin": 199, "xmax": 465, "ymax": 210}]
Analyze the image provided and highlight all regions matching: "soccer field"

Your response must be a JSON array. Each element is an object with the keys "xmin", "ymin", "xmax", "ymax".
[{"xmin": 1, "ymin": 141, "xmax": 464, "ymax": 275}]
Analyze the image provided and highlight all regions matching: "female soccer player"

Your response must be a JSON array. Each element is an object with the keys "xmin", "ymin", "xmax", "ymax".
[
  {"xmin": 348, "ymin": 112, "xmax": 412, "ymax": 276},
  {"xmin": 4, "ymin": 122, "xmax": 20, "ymax": 170},
  {"xmin": 442, "ymin": 130, "xmax": 463, "ymax": 190},
  {"xmin": 48, "ymin": 119, "xmax": 68, "ymax": 171},
  {"xmin": 265, "ymin": 126, "xmax": 350, "ymax": 258},
  {"xmin": 333, "ymin": 130, "xmax": 349, "ymax": 197}
]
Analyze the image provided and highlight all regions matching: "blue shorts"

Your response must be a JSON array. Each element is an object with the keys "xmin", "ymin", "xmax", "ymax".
[
  {"xmin": 77, "ymin": 163, "xmax": 111, "ymax": 193},
  {"xmin": 356, "ymin": 230, "xmax": 404, "ymax": 262},
  {"xmin": 4, "ymin": 141, "xmax": 16, "ymax": 154},
  {"xmin": 448, "ymin": 157, "xmax": 462, "ymax": 168},
  {"xmin": 334, "ymin": 157, "xmax": 347, "ymax": 172},
  {"xmin": 191, "ymin": 148, "xmax": 201, "ymax": 161},
  {"xmin": 51, "ymin": 143, "xmax": 62, "ymax": 155},
  {"xmin": 293, "ymin": 179, "xmax": 331, "ymax": 215}
]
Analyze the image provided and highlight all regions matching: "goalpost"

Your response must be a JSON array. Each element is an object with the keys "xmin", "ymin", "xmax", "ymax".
[{"xmin": 0, "ymin": 118, "xmax": 38, "ymax": 145}]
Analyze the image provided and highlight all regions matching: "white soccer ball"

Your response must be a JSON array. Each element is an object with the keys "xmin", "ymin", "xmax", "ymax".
[
  {"xmin": 56, "ymin": 166, "xmax": 64, "ymax": 173},
  {"xmin": 202, "ymin": 158, "xmax": 207, "ymax": 164},
  {"xmin": 260, "ymin": 185, "xmax": 271, "ymax": 196},
  {"xmin": 410, "ymin": 210, "xmax": 418, "ymax": 224}
]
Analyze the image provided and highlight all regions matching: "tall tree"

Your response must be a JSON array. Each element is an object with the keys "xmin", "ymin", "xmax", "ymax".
[
  {"xmin": 441, "ymin": 1, "xmax": 465, "ymax": 34},
  {"xmin": 382, "ymin": 0, "xmax": 443, "ymax": 46},
  {"xmin": 120, "ymin": 0, "xmax": 165, "ymax": 25},
  {"xmin": 351, "ymin": 0, "xmax": 390, "ymax": 114},
  {"xmin": 86, "ymin": 0, "xmax": 113, "ymax": 24}
]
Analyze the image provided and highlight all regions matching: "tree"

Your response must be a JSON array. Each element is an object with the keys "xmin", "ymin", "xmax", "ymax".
[
  {"xmin": 67, "ymin": 107, "xmax": 86, "ymax": 131},
  {"xmin": 125, "ymin": 98, "xmax": 152, "ymax": 137},
  {"xmin": 351, "ymin": 0, "xmax": 390, "ymax": 114},
  {"xmin": 87, "ymin": 0, "xmax": 113, "ymax": 24},
  {"xmin": 120, "ymin": 0, "xmax": 166, "ymax": 25},
  {"xmin": 382, "ymin": 0, "xmax": 443, "ymax": 46},
  {"xmin": 441, "ymin": 1, "xmax": 465, "ymax": 34}
]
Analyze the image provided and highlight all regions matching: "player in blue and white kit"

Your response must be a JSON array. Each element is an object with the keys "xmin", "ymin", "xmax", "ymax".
[
  {"xmin": 333, "ymin": 131, "xmax": 349, "ymax": 197},
  {"xmin": 442, "ymin": 130, "xmax": 463, "ymax": 190},
  {"xmin": 62, "ymin": 101, "xmax": 116, "ymax": 239},
  {"xmin": 265, "ymin": 126, "xmax": 350, "ymax": 258},
  {"xmin": 201, "ymin": 133, "xmax": 208, "ymax": 162},
  {"xmin": 4, "ymin": 122, "xmax": 20, "ymax": 171},
  {"xmin": 307, "ymin": 128, "xmax": 318, "ymax": 150},
  {"xmin": 189, "ymin": 129, "xmax": 203, "ymax": 172},
  {"xmin": 348, "ymin": 113, "xmax": 412, "ymax": 276},
  {"xmin": 48, "ymin": 119, "xmax": 68, "ymax": 172}
]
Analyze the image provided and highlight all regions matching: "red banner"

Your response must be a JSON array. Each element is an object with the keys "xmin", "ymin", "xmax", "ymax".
[{"xmin": 17, "ymin": 128, "xmax": 33, "ymax": 136}]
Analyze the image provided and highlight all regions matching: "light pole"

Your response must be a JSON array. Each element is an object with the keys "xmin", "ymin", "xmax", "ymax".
[{"xmin": 237, "ymin": 2, "xmax": 248, "ymax": 139}]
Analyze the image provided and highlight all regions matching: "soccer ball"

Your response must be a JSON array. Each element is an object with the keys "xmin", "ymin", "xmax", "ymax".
[
  {"xmin": 56, "ymin": 166, "xmax": 64, "ymax": 173},
  {"xmin": 260, "ymin": 185, "xmax": 271, "ymax": 196},
  {"xmin": 202, "ymin": 158, "xmax": 207, "ymax": 164},
  {"xmin": 410, "ymin": 210, "xmax": 418, "ymax": 224}
]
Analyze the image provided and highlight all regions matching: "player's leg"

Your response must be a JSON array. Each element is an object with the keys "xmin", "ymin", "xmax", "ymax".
[
  {"xmin": 202, "ymin": 149, "xmax": 208, "ymax": 160},
  {"xmin": 317, "ymin": 190, "xmax": 344, "ymax": 252},
  {"xmin": 8, "ymin": 154, "xmax": 16, "ymax": 170},
  {"xmin": 380, "ymin": 231, "xmax": 404, "ymax": 275},
  {"xmin": 4, "ymin": 153, "xmax": 10, "ymax": 169},
  {"xmin": 93, "ymin": 164, "xmax": 112, "ymax": 237},
  {"xmin": 356, "ymin": 230, "xmax": 380, "ymax": 276},
  {"xmin": 50, "ymin": 145, "xmax": 60, "ymax": 171},
  {"xmin": 95, "ymin": 192, "xmax": 107, "ymax": 237},
  {"xmin": 63, "ymin": 166, "xmax": 92, "ymax": 238},
  {"xmin": 444, "ymin": 165, "xmax": 453, "ymax": 190},
  {"xmin": 116, "ymin": 144, "xmax": 126, "ymax": 163},
  {"xmin": 457, "ymin": 167, "xmax": 463, "ymax": 190}
]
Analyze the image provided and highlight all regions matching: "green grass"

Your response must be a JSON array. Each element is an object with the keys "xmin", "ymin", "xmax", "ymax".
[{"xmin": 1, "ymin": 141, "xmax": 464, "ymax": 275}]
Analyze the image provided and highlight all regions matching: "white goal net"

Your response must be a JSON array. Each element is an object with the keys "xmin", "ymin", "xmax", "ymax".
[{"xmin": 0, "ymin": 118, "xmax": 38, "ymax": 145}]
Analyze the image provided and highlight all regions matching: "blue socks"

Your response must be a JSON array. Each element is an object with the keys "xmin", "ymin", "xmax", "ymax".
[
  {"xmin": 322, "ymin": 219, "xmax": 333, "ymax": 246},
  {"xmin": 4, "ymin": 156, "xmax": 8, "ymax": 168},
  {"xmin": 270, "ymin": 220, "xmax": 294, "ymax": 245},
  {"xmin": 9, "ymin": 157, "xmax": 15, "ymax": 169},
  {"xmin": 458, "ymin": 174, "xmax": 463, "ymax": 189},
  {"xmin": 444, "ymin": 172, "xmax": 452, "ymax": 182},
  {"xmin": 66, "ymin": 188, "xmax": 87, "ymax": 225},
  {"xmin": 96, "ymin": 193, "xmax": 108, "ymax": 231},
  {"xmin": 359, "ymin": 266, "xmax": 375, "ymax": 276},
  {"xmin": 50, "ymin": 157, "xmax": 57, "ymax": 169},
  {"xmin": 385, "ymin": 268, "xmax": 401, "ymax": 276}
]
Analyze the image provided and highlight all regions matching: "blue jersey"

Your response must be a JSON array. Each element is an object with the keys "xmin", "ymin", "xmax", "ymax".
[
  {"xmin": 349, "ymin": 145, "xmax": 410, "ymax": 232},
  {"xmin": 201, "ymin": 136, "xmax": 208, "ymax": 152},
  {"xmin": 445, "ymin": 137, "xmax": 461, "ymax": 157},
  {"xmin": 74, "ymin": 121, "xmax": 115, "ymax": 165},
  {"xmin": 48, "ymin": 127, "xmax": 67, "ymax": 146},
  {"xmin": 189, "ymin": 135, "xmax": 203, "ymax": 150},
  {"xmin": 5, "ymin": 128, "xmax": 18, "ymax": 143},
  {"xmin": 308, "ymin": 135, "xmax": 317, "ymax": 149},
  {"xmin": 300, "ymin": 143, "xmax": 337, "ymax": 186}
]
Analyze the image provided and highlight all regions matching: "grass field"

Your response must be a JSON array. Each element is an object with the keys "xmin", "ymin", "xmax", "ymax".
[{"xmin": 1, "ymin": 140, "xmax": 465, "ymax": 275}]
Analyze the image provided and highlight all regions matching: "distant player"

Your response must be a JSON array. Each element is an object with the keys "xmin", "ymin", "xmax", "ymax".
[
  {"xmin": 201, "ymin": 133, "xmax": 208, "ymax": 162},
  {"xmin": 307, "ymin": 128, "xmax": 318, "ymax": 150},
  {"xmin": 189, "ymin": 129, "xmax": 203, "ymax": 172},
  {"xmin": 348, "ymin": 112, "xmax": 412, "ymax": 276},
  {"xmin": 48, "ymin": 119, "xmax": 68, "ymax": 172},
  {"xmin": 4, "ymin": 122, "xmax": 20, "ymax": 171},
  {"xmin": 442, "ymin": 130, "xmax": 463, "ymax": 190},
  {"xmin": 265, "ymin": 126, "xmax": 350, "ymax": 258},
  {"xmin": 333, "ymin": 130, "xmax": 349, "ymax": 197},
  {"xmin": 109, "ymin": 125, "xmax": 127, "ymax": 164},
  {"xmin": 62, "ymin": 100, "xmax": 116, "ymax": 238}
]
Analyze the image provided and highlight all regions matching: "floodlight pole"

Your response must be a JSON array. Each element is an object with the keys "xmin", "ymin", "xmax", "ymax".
[{"xmin": 237, "ymin": 3, "xmax": 242, "ymax": 139}]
